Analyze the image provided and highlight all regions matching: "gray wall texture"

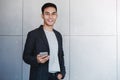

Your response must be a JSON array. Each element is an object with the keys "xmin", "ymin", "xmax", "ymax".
[{"xmin": 0, "ymin": 0, "xmax": 120, "ymax": 80}]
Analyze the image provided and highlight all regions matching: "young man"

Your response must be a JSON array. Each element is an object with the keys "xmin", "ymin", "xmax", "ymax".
[{"xmin": 23, "ymin": 3, "xmax": 66, "ymax": 80}]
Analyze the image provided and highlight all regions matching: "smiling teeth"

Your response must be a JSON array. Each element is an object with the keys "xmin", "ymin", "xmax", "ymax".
[{"xmin": 49, "ymin": 20, "xmax": 53, "ymax": 22}]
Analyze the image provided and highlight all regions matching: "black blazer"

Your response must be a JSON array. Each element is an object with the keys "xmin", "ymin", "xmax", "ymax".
[{"xmin": 23, "ymin": 25, "xmax": 66, "ymax": 80}]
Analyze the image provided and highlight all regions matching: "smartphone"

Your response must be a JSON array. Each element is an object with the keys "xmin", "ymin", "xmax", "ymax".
[{"xmin": 39, "ymin": 52, "xmax": 48, "ymax": 56}]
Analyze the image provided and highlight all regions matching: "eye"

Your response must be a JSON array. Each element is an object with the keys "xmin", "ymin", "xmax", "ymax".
[
  {"xmin": 44, "ymin": 12, "xmax": 50, "ymax": 15},
  {"xmin": 52, "ymin": 12, "xmax": 57, "ymax": 15}
]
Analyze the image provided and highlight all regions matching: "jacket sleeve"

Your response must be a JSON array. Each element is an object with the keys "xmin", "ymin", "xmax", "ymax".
[
  {"xmin": 59, "ymin": 34, "xmax": 66, "ymax": 79},
  {"xmin": 60, "ymin": 51, "xmax": 66, "ymax": 79},
  {"xmin": 23, "ymin": 32, "xmax": 39, "ymax": 66}
]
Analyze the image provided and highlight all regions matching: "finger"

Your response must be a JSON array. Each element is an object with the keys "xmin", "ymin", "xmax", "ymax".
[
  {"xmin": 37, "ymin": 54, "xmax": 41, "ymax": 57},
  {"xmin": 41, "ymin": 55, "xmax": 49, "ymax": 59},
  {"xmin": 40, "ymin": 58, "xmax": 47, "ymax": 63},
  {"xmin": 40, "ymin": 59, "xmax": 45, "ymax": 63},
  {"xmin": 45, "ymin": 56, "xmax": 49, "ymax": 59}
]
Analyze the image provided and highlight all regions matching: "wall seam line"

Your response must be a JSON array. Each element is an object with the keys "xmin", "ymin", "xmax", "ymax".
[{"xmin": 116, "ymin": 0, "xmax": 118, "ymax": 80}]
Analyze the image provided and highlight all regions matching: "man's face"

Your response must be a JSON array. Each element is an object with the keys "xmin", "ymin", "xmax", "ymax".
[{"xmin": 42, "ymin": 7, "xmax": 57, "ymax": 27}]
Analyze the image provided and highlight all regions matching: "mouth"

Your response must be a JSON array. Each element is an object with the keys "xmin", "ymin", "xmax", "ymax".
[{"xmin": 48, "ymin": 19, "xmax": 54, "ymax": 23}]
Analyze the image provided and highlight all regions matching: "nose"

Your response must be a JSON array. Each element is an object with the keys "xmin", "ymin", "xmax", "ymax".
[{"xmin": 49, "ymin": 14, "xmax": 53, "ymax": 18}]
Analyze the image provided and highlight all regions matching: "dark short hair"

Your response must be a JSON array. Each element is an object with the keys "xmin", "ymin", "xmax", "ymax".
[{"xmin": 41, "ymin": 3, "xmax": 57, "ymax": 14}]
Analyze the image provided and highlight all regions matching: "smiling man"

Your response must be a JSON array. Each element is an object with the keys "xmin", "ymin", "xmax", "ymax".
[{"xmin": 23, "ymin": 3, "xmax": 66, "ymax": 80}]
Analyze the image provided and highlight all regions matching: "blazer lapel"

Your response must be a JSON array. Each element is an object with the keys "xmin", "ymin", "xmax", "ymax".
[
  {"xmin": 38, "ymin": 25, "xmax": 61, "ymax": 54},
  {"xmin": 53, "ymin": 29, "xmax": 60, "ymax": 53},
  {"xmin": 38, "ymin": 25, "xmax": 50, "ymax": 52}
]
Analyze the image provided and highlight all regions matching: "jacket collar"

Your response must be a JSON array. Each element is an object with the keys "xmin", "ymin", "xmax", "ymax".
[
  {"xmin": 38, "ymin": 25, "xmax": 50, "ymax": 52},
  {"xmin": 38, "ymin": 25, "xmax": 60, "ymax": 54}
]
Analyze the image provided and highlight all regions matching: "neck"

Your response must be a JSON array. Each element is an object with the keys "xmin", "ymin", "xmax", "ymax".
[{"xmin": 43, "ymin": 24, "xmax": 53, "ymax": 31}]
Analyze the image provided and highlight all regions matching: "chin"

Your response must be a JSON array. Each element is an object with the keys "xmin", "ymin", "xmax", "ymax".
[
  {"xmin": 46, "ymin": 24, "xmax": 53, "ymax": 26},
  {"xmin": 47, "ymin": 23, "xmax": 54, "ymax": 26}
]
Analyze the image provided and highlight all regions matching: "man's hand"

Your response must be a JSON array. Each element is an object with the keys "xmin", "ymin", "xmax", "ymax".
[
  {"xmin": 37, "ymin": 54, "xmax": 49, "ymax": 63},
  {"xmin": 57, "ymin": 73, "xmax": 63, "ymax": 80}
]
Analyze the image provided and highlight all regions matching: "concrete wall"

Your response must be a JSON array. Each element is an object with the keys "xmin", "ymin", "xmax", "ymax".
[{"xmin": 0, "ymin": 0, "xmax": 120, "ymax": 80}]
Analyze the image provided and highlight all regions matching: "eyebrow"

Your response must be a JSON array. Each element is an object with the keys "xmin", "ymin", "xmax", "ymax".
[{"xmin": 44, "ymin": 11, "xmax": 57, "ymax": 14}]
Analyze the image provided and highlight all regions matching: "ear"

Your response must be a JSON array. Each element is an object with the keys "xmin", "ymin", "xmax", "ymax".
[
  {"xmin": 41, "ymin": 14, "xmax": 43, "ymax": 19},
  {"xmin": 55, "ymin": 13, "xmax": 58, "ymax": 19}
]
